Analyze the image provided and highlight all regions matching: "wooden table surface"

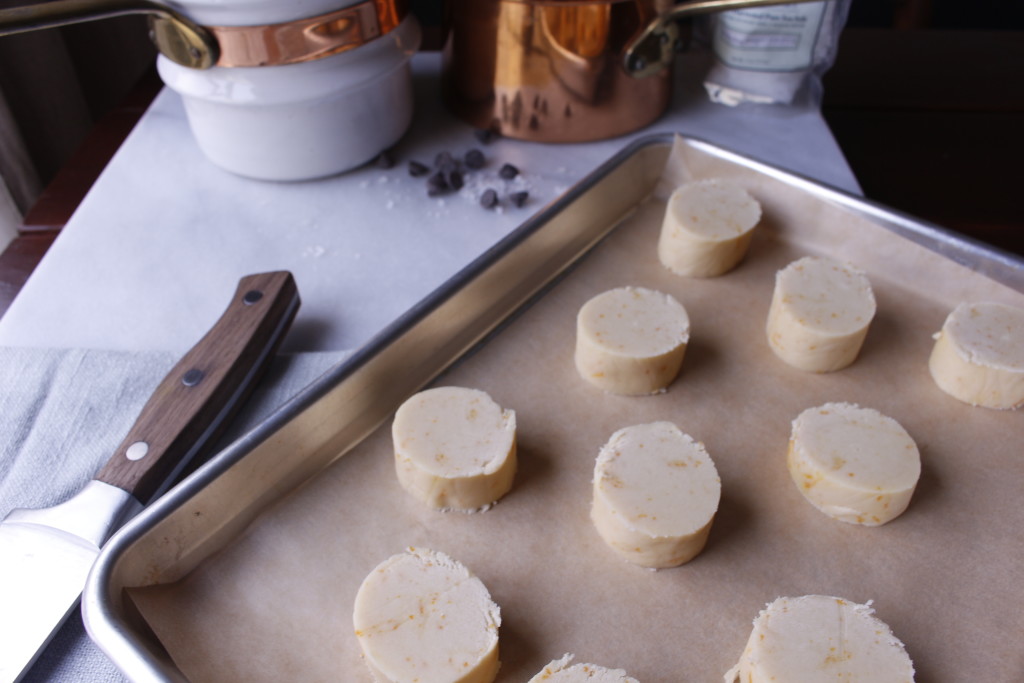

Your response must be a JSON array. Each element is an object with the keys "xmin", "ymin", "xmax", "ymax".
[{"xmin": 2, "ymin": 28, "xmax": 1022, "ymax": 319}]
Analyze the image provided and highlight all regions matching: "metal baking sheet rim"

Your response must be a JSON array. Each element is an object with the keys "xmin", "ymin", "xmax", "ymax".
[{"xmin": 82, "ymin": 133, "xmax": 1024, "ymax": 682}]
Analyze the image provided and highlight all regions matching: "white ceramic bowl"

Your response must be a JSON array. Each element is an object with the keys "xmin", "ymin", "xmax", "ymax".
[
  {"xmin": 157, "ymin": 9, "xmax": 420, "ymax": 180},
  {"xmin": 165, "ymin": 0, "xmax": 359, "ymax": 26}
]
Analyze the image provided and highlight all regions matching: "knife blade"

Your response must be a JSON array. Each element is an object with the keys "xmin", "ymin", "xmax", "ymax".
[{"xmin": 0, "ymin": 270, "xmax": 300, "ymax": 683}]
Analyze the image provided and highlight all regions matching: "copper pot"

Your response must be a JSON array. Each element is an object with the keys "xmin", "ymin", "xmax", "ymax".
[{"xmin": 441, "ymin": 0, "xmax": 820, "ymax": 143}]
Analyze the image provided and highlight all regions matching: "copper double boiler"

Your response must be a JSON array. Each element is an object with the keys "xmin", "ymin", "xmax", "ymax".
[
  {"xmin": 441, "ymin": 0, "xmax": 818, "ymax": 143},
  {"xmin": 443, "ymin": 0, "xmax": 673, "ymax": 143}
]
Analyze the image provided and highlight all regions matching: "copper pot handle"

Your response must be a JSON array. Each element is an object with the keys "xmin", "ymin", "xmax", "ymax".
[
  {"xmin": 0, "ymin": 0, "xmax": 219, "ymax": 68},
  {"xmin": 623, "ymin": 0, "xmax": 825, "ymax": 78}
]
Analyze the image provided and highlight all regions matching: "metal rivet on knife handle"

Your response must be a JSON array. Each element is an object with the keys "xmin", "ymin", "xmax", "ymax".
[
  {"xmin": 243, "ymin": 289, "xmax": 264, "ymax": 305},
  {"xmin": 125, "ymin": 442, "xmax": 150, "ymax": 461},
  {"xmin": 182, "ymin": 368, "xmax": 204, "ymax": 386}
]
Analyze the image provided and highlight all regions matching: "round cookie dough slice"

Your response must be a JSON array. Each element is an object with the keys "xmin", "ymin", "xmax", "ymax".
[
  {"xmin": 529, "ymin": 654, "xmax": 639, "ymax": 683},
  {"xmin": 575, "ymin": 287, "xmax": 690, "ymax": 395},
  {"xmin": 393, "ymin": 386, "xmax": 516, "ymax": 510},
  {"xmin": 658, "ymin": 179, "xmax": 762, "ymax": 277},
  {"xmin": 591, "ymin": 421, "xmax": 721, "ymax": 568},
  {"xmin": 787, "ymin": 402, "xmax": 920, "ymax": 526},
  {"xmin": 354, "ymin": 547, "xmax": 501, "ymax": 683},
  {"xmin": 724, "ymin": 595, "xmax": 915, "ymax": 683},
  {"xmin": 928, "ymin": 301, "xmax": 1024, "ymax": 409},
  {"xmin": 766, "ymin": 256, "xmax": 876, "ymax": 372}
]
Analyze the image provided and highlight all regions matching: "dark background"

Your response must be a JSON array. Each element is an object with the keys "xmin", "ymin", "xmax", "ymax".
[{"xmin": 822, "ymin": 0, "xmax": 1023, "ymax": 256}]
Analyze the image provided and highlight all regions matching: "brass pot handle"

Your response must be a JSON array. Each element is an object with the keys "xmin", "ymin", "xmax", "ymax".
[
  {"xmin": 624, "ymin": 0, "xmax": 825, "ymax": 78},
  {"xmin": 0, "ymin": 0, "xmax": 219, "ymax": 69}
]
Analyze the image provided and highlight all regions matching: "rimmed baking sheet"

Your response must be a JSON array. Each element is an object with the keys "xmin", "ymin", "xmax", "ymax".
[{"xmin": 87, "ymin": 135, "xmax": 1024, "ymax": 682}]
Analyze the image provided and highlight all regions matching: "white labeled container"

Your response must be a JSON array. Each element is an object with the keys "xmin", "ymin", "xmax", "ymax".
[{"xmin": 158, "ymin": 0, "xmax": 420, "ymax": 181}]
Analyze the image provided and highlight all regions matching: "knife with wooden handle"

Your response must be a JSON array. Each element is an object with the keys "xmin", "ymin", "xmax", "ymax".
[{"xmin": 0, "ymin": 270, "xmax": 300, "ymax": 683}]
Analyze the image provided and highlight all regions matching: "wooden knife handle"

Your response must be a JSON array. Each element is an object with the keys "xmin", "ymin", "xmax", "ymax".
[{"xmin": 96, "ymin": 271, "xmax": 300, "ymax": 504}]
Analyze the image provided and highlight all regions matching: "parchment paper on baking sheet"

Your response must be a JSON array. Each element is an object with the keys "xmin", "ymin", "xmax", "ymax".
[{"xmin": 130, "ymin": 138, "xmax": 1024, "ymax": 682}]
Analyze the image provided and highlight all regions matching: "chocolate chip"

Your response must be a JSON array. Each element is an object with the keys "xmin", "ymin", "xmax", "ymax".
[
  {"xmin": 447, "ymin": 169, "xmax": 464, "ymax": 191},
  {"xmin": 498, "ymin": 163, "xmax": 519, "ymax": 180},
  {"xmin": 427, "ymin": 172, "xmax": 449, "ymax": 196},
  {"xmin": 434, "ymin": 151, "xmax": 455, "ymax": 169},
  {"xmin": 474, "ymin": 127, "xmax": 499, "ymax": 144},
  {"xmin": 480, "ymin": 188, "xmax": 499, "ymax": 209},
  {"xmin": 408, "ymin": 160, "xmax": 430, "ymax": 177},
  {"xmin": 464, "ymin": 149, "xmax": 485, "ymax": 170},
  {"xmin": 375, "ymin": 151, "xmax": 394, "ymax": 169},
  {"xmin": 509, "ymin": 191, "xmax": 529, "ymax": 208}
]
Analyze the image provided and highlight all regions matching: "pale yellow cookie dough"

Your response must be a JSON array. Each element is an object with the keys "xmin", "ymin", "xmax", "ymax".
[
  {"xmin": 393, "ymin": 386, "xmax": 516, "ymax": 510},
  {"xmin": 787, "ymin": 402, "xmax": 920, "ymax": 526},
  {"xmin": 591, "ymin": 421, "xmax": 720, "ymax": 568},
  {"xmin": 928, "ymin": 301, "xmax": 1024, "ymax": 409},
  {"xmin": 658, "ymin": 179, "xmax": 762, "ymax": 277},
  {"xmin": 529, "ymin": 654, "xmax": 639, "ymax": 682},
  {"xmin": 725, "ymin": 595, "xmax": 915, "ymax": 683},
  {"xmin": 353, "ymin": 547, "xmax": 501, "ymax": 683},
  {"xmin": 766, "ymin": 256, "xmax": 876, "ymax": 372},
  {"xmin": 575, "ymin": 287, "xmax": 690, "ymax": 395}
]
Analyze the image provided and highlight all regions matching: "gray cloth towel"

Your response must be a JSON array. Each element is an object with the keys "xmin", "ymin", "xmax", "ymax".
[{"xmin": 0, "ymin": 346, "xmax": 350, "ymax": 681}]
